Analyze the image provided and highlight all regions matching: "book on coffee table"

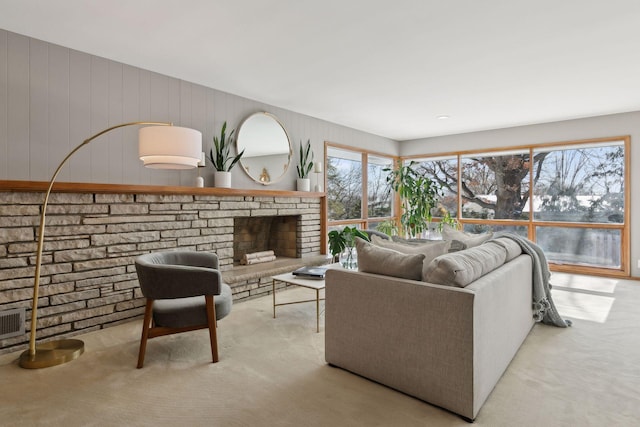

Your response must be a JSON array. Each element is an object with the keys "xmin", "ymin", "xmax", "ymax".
[{"xmin": 292, "ymin": 266, "xmax": 329, "ymax": 279}]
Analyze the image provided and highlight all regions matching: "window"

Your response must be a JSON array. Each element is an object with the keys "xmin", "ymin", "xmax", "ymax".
[
  {"xmin": 326, "ymin": 145, "xmax": 395, "ymax": 231},
  {"xmin": 460, "ymin": 150, "xmax": 531, "ymax": 220},
  {"xmin": 415, "ymin": 156, "xmax": 458, "ymax": 217},
  {"xmin": 327, "ymin": 147, "xmax": 363, "ymax": 221},
  {"xmin": 536, "ymin": 226, "xmax": 621, "ymax": 268},
  {"xmin": 367, "ymin": 155, "xmax": 393, "ymax": 219},
  {"xmin": 533, "ymin": 143, "xmax": 624, "ymax": 224},
  {"xmin": 405, "ymin": 137, "xmax": 629, "ymax": 276}
]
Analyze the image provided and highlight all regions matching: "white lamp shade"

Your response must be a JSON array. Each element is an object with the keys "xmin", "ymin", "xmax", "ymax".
[
  {"xmin": 139, "ymin": 126, "xmax": 202, "ymax": 169},
  {"xmin": 314, "ymin": 161, "xmax": 323, "ymax": 173}
]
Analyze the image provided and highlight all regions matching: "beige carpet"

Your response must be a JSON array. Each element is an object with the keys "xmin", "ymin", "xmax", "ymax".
[{"xmin": 1, "ymin": 273, "xmax": 639, "ymax": 426}]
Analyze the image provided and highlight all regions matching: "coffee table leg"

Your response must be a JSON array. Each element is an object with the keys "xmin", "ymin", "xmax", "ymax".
[
  {"xmin": 273, "ymin": 279, "xmax": 276, "ymax": 318},
  {"xmin": 316, "ymin": 288, "xmax": 320, "ymax": 333}
]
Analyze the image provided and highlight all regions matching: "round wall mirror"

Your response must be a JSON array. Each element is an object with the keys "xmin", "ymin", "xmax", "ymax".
[{"xmin": 236, "ymin": 112, "xmax": 292, "ymax": 185}]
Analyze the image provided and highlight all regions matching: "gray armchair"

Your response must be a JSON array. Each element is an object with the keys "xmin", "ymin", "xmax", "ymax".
[{"xmin": 134, "ymin": 251, "xmax": 233, "ymax": 368}]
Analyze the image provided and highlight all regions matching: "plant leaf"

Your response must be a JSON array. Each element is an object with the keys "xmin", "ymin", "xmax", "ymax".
[{"xmin": 210, "ymin": 121, "xmax": 242, "ymax": 171}]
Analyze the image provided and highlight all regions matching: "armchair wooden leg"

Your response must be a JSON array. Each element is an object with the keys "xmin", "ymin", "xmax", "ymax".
[
  {"xmin": 205, "ymin": 295, "xmax": 219, "ymax": 363},
  {"xmin": 137, "ymin": 299, "xmax": 154, "ymax": 369}
]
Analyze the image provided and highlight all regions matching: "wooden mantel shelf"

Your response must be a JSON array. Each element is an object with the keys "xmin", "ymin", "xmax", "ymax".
[{"xmin": 0, "ymin": 180, "xmax": 325, "ymax": 198}]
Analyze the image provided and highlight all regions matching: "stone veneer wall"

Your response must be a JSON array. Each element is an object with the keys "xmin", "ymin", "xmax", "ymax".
[{"xmin": 0, "ymin": 190, "xmax": 322, "ymax": 355}]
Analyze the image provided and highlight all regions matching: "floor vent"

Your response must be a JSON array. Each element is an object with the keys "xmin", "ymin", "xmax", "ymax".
[{"xmin": 0, "ymin": 308, "xmax": 25, "ymax": 340}]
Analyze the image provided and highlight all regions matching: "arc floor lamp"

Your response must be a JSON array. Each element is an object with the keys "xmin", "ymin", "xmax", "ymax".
[{"xmin": 19, "ymin": 121, "xmax": 202, "ymax": 369}]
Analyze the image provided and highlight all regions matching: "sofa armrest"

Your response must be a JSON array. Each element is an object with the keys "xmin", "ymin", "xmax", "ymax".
[
  {"xmin": 325, "ymin": 269, "xmax": 476, "ymax": 418},
  {"xmin": 464, "ymin": 254, "xmax": 534, "ymax": 416}
]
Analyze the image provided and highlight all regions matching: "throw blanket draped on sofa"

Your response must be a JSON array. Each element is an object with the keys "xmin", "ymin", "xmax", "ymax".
[{"xmin": 494, "ymin": 233, "xmax": 572, "ymax": 327}]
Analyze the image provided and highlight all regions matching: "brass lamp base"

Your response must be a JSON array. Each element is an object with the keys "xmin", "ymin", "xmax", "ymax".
[{"xmin": 19, "ymin": 339, "xmax": 84, "ymax": 369}]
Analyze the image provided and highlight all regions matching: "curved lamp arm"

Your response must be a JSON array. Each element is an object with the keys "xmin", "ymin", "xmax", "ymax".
[{"xmin": 21, "ymin": 121, "xmax": 193, "ymax": 368}]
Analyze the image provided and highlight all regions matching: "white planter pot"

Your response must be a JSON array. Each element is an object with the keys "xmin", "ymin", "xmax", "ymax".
[
  {"xmin": 296, "ymin": 178, "xmax": 311, "ymax": 192},
  {"xmin": 214, "ymin": 171, "xmax": 232, "ymax": 188}
]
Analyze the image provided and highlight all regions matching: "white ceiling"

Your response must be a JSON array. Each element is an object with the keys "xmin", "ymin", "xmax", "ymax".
[{"xmin": 1, "ymin": 0, "xmax": 640, "ymax": 141}]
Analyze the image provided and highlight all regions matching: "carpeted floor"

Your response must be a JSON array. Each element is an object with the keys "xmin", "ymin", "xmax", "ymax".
[{"xmin": 1, "ymin": 272, "xmax": 639, "ymax": 426}]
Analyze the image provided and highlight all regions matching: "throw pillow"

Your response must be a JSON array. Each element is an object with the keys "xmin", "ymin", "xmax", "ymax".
[
  {"xmin": 484, "ymin": 237, "xmax": 522, "ymax": 262},
  {"xmin": 441, "ymin": 225, "xmax": 493, "ymax": 249},
  {"xmin": 424, "ymin": 243, "xmax": 507, "ymax": 287},
  {"xmin": 355, "ymin": 237, "xmax": 425, "ymax": 281},
  {"xmin": 371, "ymin": 235, "xmax": 451, "ymax": 281}
]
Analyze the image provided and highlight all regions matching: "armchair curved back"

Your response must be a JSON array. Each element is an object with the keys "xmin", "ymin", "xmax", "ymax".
[{"xmin": 135, "ymin": 251, "xmax": 223, "ymax": 300}]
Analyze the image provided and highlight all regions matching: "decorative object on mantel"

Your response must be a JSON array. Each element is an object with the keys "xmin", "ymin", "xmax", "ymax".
[
  {"xmin": 20, "ymin": 122, "xmax": 202, "ymax": 369},
  {"xmin": 296, "ymin": 139, "xmax": 314, "ymax": 192},
  {"xmin": 328, "ymin": 226, "xmax": 369, "ymax": 269},
  {"xmin": 314, "ymin": 161, "xmax": 323, "ymax": 192},
  {"xmin": 236, "ymin": 112, "xmax": 292, "ymax": 186},
  {"xmin": 195, "ymin": 152, "xmax": 206, "ymax": 187},
  {"xmin": 241, "ymin": 250, "xmax": 277, "ymax": 265},
  {"xmin": 209, "ymin": 121, "xmax": 244, "ymax": 188}
]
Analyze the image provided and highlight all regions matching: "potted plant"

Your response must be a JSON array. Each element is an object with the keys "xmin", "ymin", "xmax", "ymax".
[
  {"xmin": 209, "ymin": 121, "xmax": 244, "ymax": 188},
  {"xmin": 385, "ymin": 160, "xmax": 445, "ymax": 238},
  {"xmin": 296, "ymin": 139, "xmax": 314, "ymax": 191},
  {"xmin": 328, "ymin": 226, "xmax": 369, "ymax": 269}
]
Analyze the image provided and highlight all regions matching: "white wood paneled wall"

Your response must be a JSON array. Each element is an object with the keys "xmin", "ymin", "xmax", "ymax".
[{"xmin": 0, "ymin": 29, "xmax": 397, "ymax": 190}]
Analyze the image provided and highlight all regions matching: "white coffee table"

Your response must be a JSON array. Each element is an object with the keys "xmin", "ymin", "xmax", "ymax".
[{"xmin": 271, "ymin": 264, "xmax": 338, "ymax": 332}]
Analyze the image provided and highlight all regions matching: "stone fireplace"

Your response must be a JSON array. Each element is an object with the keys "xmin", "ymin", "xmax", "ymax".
[{"xmin": 0, "ymin": 186, "xmax": 326, "ymax": 355}]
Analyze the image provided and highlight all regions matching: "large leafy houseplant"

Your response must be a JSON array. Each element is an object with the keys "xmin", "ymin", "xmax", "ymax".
[
  {"xmin": 209, "ymin": 122, "xmax": 244, "ymax": 172},
  {"xmin": 385, "ymin": 160, "xmax": 444, "ymax": 238},
  {"xmin": 328, "ymin": 226, "xmax": 369, "ymax": 269}
]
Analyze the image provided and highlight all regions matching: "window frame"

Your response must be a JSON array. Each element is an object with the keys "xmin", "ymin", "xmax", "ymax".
[{"xmin": 403, "ymin": 136, "xmax": 631, "ymax": 277}]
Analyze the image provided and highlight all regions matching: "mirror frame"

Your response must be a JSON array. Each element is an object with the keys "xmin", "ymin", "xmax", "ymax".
[{"xmin": 236, "ymin": 112, "xmax": 292, "ymax": 186}]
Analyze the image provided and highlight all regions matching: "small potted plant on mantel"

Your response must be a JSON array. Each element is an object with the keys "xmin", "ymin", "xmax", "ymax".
[
  {"xmin": 209, "ymin": 121, "xmax": 244, "ymax": 188},
  {"xmin": 296, "ymin": 139, "xmax": 314, "ymax": 192}
]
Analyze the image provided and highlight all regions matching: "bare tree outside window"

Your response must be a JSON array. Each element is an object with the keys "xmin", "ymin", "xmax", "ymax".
[
  {"xmin": 368, "ymin": 155, "xmax": 393, "ymax": 219},
  {"xmin": 534, "ymin": 145, "xmax": 624, "ymax": 223},
  {"xmin": 327, "ymin": 147, "xmax": 394, "ymax": 231},
  {"xmin": 413, "ymin": 141, "xmax": 625, "ymax": 270},
  {"xmin": 327, "ymin": 148, "xmax": 362, "ymax": 221}
]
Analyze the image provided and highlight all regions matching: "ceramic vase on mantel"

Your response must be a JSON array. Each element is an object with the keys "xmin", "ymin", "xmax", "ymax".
[
  {"xmin": 297, "ymin": 178, "xmax": 311, "ymax": 192},
  {"xmin": 214, "ymin": 171, "xmax": 232, "ymax": 188}
]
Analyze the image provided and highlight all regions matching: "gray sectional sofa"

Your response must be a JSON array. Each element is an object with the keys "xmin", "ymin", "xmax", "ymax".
[{"xmin": 324, "ymin": 237, "xmax": 535, "ymax": 421}]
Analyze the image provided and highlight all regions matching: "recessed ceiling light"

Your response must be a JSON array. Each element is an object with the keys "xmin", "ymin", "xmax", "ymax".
[{"xmin": 436, "ymin": 115, "xmax": 450, "ymax": 120}]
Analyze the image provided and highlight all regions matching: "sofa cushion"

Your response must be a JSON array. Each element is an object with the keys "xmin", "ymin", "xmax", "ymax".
[
  {"xmin": 390, "ymin": 235, "xmax": 464, "ymax": 252},
  {"xmin": 485, "ymin": 237, "xmax": 522, "ymax": 262},
  {"xmin": 371, "ymin": 235, "xmax": 450, "ymax": 281},
  {"xmin": 442, "ymin": 225, "xmax": 493, "ymax": 249},
  {"xmin": 355, "ymin": 237, "xmax": 425, "ymax": 281},
  {"xmin": 424, "ymin": 242, "xmax": 507, "ymax": 287}
]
